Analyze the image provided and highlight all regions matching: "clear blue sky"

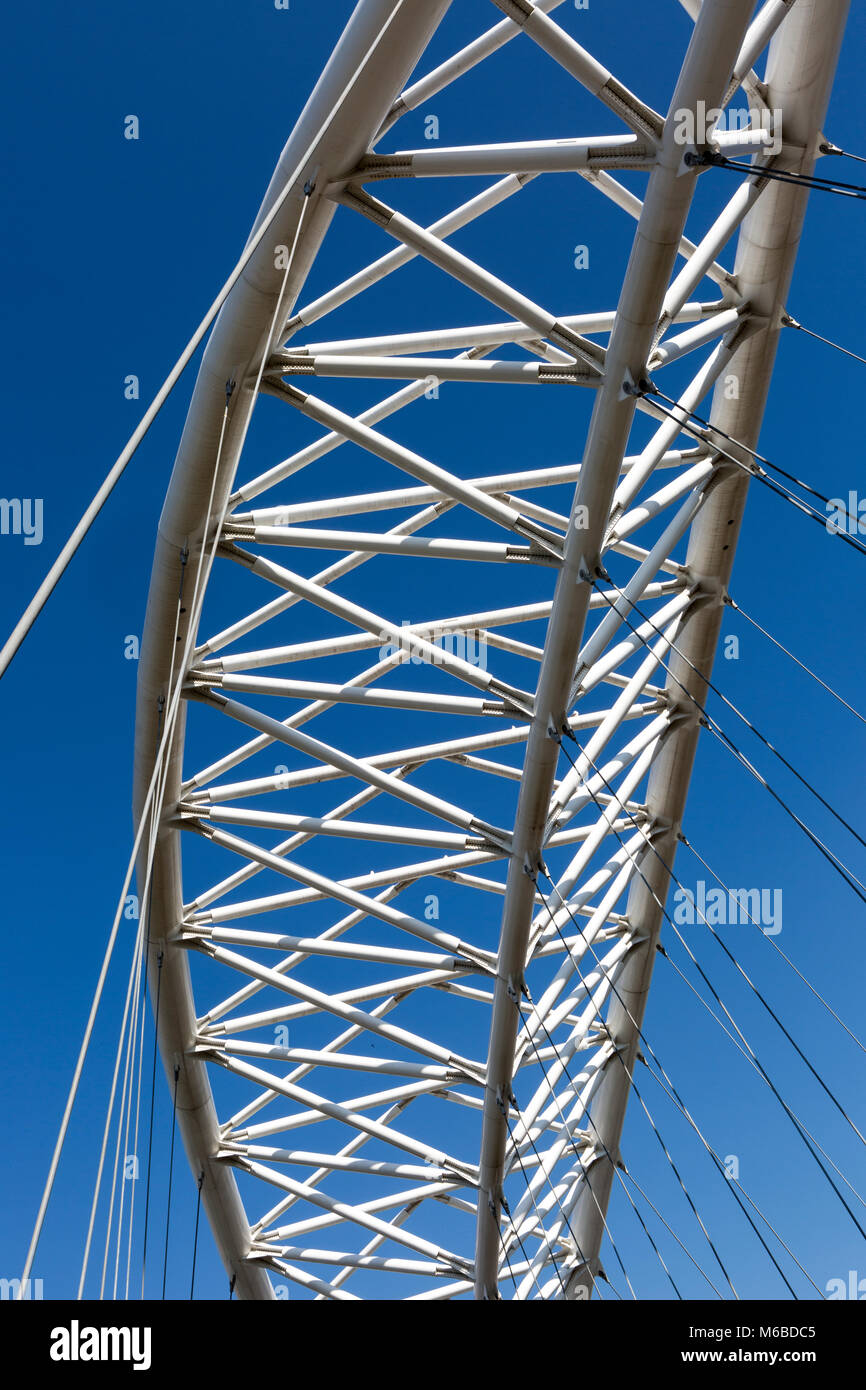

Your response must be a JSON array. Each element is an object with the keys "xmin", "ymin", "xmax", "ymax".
[{"xmin": 1, "ymin": 0, "xmax": 865, "ymax": 1301}]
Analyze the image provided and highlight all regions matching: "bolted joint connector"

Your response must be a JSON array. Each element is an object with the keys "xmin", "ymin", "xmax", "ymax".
[
  {"xmin": 506, "ymin": 973, "xmax": 525, "ymax": 1006},
  {"xmin": 621, "ymin": 372, "xmax": 656, "ymax": 399},
  {"xmin": 683, "ymin": 148, "xmax": 723, "ymax": 169}
]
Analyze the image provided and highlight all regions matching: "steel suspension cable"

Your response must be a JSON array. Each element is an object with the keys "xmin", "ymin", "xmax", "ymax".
[
  {"xmin": 634, "ymin": 1053, "xmax": 823, "ymax": 1297},
  {"xmin": 558, "ymin": 716, "xmax": 866, "ymax": 1183},
  {"xmin": 588, "ymin": 575, "xmax": 866, "ymax": 906},
  {"xmin": 680, "ymin": 832, "xmax": 866, "ymax": 1056},
  {"xmin": 125, "ymin": 712, "xmax": 177, "ymax": 1301},
  {"xmin": 518, "ymin": 985, "xmax": 670, "ymax": 1298},
  {"xmin": 639, "ymin": 391, "xmax": 866, "ymax": 557},
  {"xmin": 161, "ymin": 1065, "xmax": 180, "ymax": 1300},
  {"xmin": 644, "ymin": 385, "xmax": 851, "ymax": 508},
  {"xmin": 619, "ymin": 1163, "xmax": 723, "ymax": 1298},
  {"xmin": 500, "ymin": 1108, "xmax": 569, "ymax": 1300},
  {"xmin": 105, "ymin": 923, "xmax": 148, "ymax": 1300},
  {"xmin": 532, "ymin": 869, "xmax": 741, "ymax": 1298},
  {"xmin": 544, "ymin": 735, "xmax": 819, "ymax": 1292},
  {"xmin": 497, "ymin": 1226, "xmax": 521, "ymax": 1297},
  {"xmin": 139, "ymin": 949, "xmax": 163, "ymax": 1298},
  {"xmin": 726, "ymin": 597, "xmax": 866, "ymax": 728},
  {"xmin": 781, "ymin": 313, "xmax": 866, "ymax": 367},
  {"xmin": 507, "ymin": 1087, "xmax": 602, "ymax": 1299},
  {"xmin": 76, "ymin": 909, "xmax": 147, "ymax": 1299},
  {"xmin": 21, "ymin": 382, "xmax": 235, "ymax": 1299},
  {"xmin": 547, "ymin": 754, "xmax": 823, "ymax": 1294},
  {"xmin": 664, "ymin": 871, "xmax": 866, "ymax": 1149},
  {"xmin": 0, "ymin": 0, "xmax": 413, "ymax": 682},
  {"xmin": 653, "ymin": 941, "xmax": 866, "ymax": 1212},
  {"xmin": 596, "ymin": 571, "xmax": 866, "ymax": 854},
  {"xmin": 542, "ymin": 831, "xmax": 810, "ymax": 1294},
  {"xmin": 190, "ymin": 1171, "xmax": 204, "ymax": 1300},
  {"xmin": 686, "ymin": 149, "xmax": 866, "ymax": 200},
  {"xmin": 555, "ymin": 731, "xmax": 866, "ymax": 1245},
  {"xmin": 619, "ymin": 1173, "xmax": 684, "ymax": 1298},
  {"xmin": 820, "ymin": 142, "xmax": 866, "ymax": 167},
  {"xmin": 113, "ymin": 950, "xmax": 145, "ymax": 1298},
  {"xmin": 516, "ymin": 999, "xmax": 637, "ymax": 1298}
]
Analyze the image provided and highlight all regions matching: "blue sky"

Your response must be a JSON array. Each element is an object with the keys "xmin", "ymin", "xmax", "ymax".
[{"xmin": 2, "ymin": 0, "xmax": 865, "ymax": 1301}]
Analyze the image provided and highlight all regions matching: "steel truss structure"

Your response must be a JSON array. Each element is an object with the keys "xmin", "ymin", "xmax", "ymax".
[{"xmin": 132, "ymin": 0, "xmax": 850, "ymax": 1299}]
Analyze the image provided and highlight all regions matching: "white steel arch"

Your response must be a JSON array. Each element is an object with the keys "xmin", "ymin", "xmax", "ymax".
[{"xmin": 132, "ymin": 0, "xmax": 850, "ymax": 1300}]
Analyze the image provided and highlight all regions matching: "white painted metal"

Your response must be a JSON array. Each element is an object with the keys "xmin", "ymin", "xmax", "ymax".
[
  {"xmin": 562, "ymin": 0, "xmax": 851, "ymax": 1299},
  {"xmin": 134, "ymin": 0, "xmax": 458, "ymax": 1300},
  {"xmin": 127, "ymin": 0, "xmax": 850, "ymax": 1301}
]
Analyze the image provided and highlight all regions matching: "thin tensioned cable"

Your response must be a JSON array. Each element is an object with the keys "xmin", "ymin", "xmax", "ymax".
[
  {"xmin": 589, "ymin": 583, "xmax": 866, "ymax": 1128},
  {"xmin": 555, "ymin": 729, "xmax": 866, "ymax": 1248},
  {"xmin": 76, "ymin": 183, "xmax": 314, "ymax": 1307},
  {"xmin": 541, "ymin": 737, "xmax": 815, "ymax": 1292},
  {"xmin": 107, "ymin": 922, "xmax": 148, "ymax": 1300},
  {"xmin": 588, "ymin": 574, "xmax": 866, "ymax": 905},
  {"xmin": 531, "ymin": 872, "xmax": 740, "ymax": 1298},
  {"xmin": 0, "ymin": 0, "xmax": 412, "ymax": 681},
  {"xmin": 546, "ymin": 795, "xmax": 823, "ymax": 1296},
  {"xmin": 500, "ymin": 1109, "xmax": 562, "ymax": 1300},
  {"xmin": 680, "ymin": 832, "xmax": 866, "ymax": 1056},
  {"xmin": 654, "ymin": 941, "xmax": 866, "ymax": 1213},
  {"xmin": 22, "ymin": 388, "xmax": 233, "ymax": 1300},
  {"xmin": 726, "ymin": 596, "xmax": 866, "ymax": 727},
  {"xmin": 620, "ymin": 1163, "xmax": 723, "ymax": 1298},
  {"xmin": 519, "ymin": 992, "xmax": 654, "ymax": 1299},
  {"xmin": 636, "ymin": 1050, "xmax": 826, "ymax": 1298},
  {"xmin": 645, "ymin": 385, "xmax": 848, "ymax": 509},
  {"xmin": 820, "ymin": 142, "xmax": 866, "ymax": 167},
  {"xmin": 161, "ymin": 1065, "xmax": 180, "ymax": 1300},
  {"xmin": 663, "ymin": 878, "xmax": 866, "ymax": 1151},
  {"xmin": 542, "ymin": 844, "xmax": 810, "ymax": 1294},
  {"xmin": 515, "ymin": 1004, "xmax": 635, "ymax": 1299},
  {"xmin": 76, "ymin": 909, "xmax": 147, "ymax": 1299},
  {"xmin": 782, "ymin": 314, "xmax": 866, "ymax": 367},
  {"xmin": 140, "ymin": 950, "xmax": 164, "ymax": 1298},
  {"xmin": 640, "ymin": 390, "xmax": 866, "ymax": 556},
  {"xmin": 558, "ymin": 719, "xmax": 866, "ymax": 1196},
  {"xmin": 190, "ymin": 1172, "xmax": 204, "ymax": 1300},
  {"xmin": 689, "ymin": 150, "xmax": 866, "ymax": 200},
  {"xmin": 505, "ymin": 1105, "xmax": 577, "ymax": 1299},
  {"xmin": 555, "ymin": 725, "xmax": 852, "ymax": 1289}
]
